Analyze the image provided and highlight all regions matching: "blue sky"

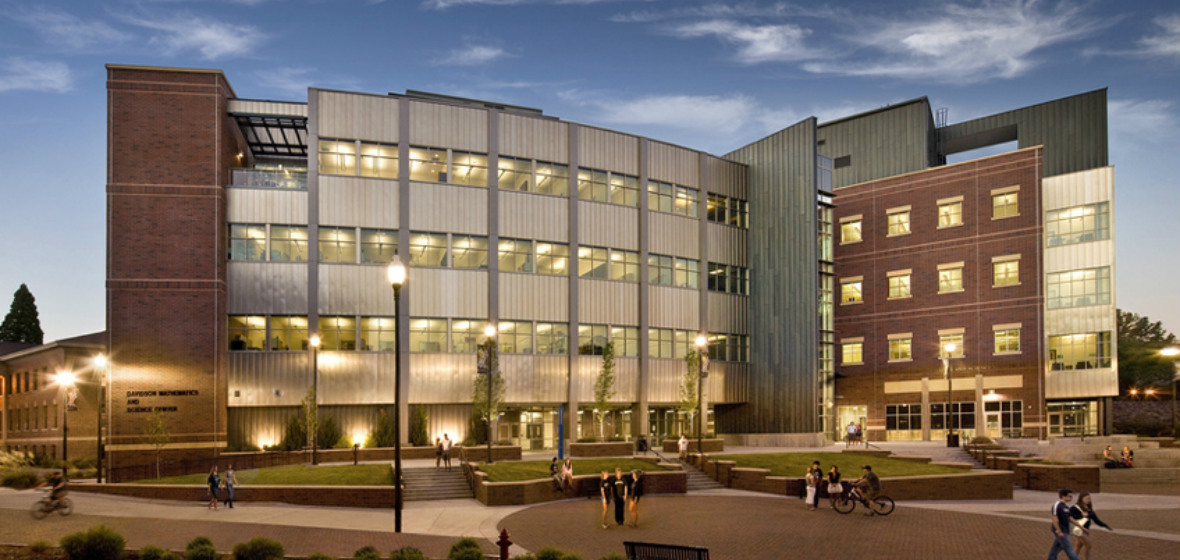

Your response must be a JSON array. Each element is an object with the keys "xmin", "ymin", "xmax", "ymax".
[{"xmin": 1, "ymin": 0, "xmax": 1177, "ymax": 341}]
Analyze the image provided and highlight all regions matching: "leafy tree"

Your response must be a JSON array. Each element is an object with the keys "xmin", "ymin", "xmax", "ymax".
[
  {"xmin": 367, "ymin": 408, "xmax": 396, "ymax": 448},
  {"xmin": 302, "ymin": 387, "xmax": 319, "ymax": 453},
  {"xmin": 409, "ymin": 405, "xmax": 429, "ymax": 446},
  {"xmin": 593, "ymin": 341, "xmax": 617, "ymax": 440},
  {"xmin": 278, "ymin": 412, "xmax": 306, "ymax": 451},
  {"xmin": 472, "ymin": 338, "xmax": 505, "ymax": 443},
  {"xmin": 680, "ymin": 348, "xmax": 702, "ymax": 436},
  {"xmin": 0, "ymin": 283, "xmax": 43, "ymax": 344},
  {"xmin": 1117, "ymin": 309, "xmax": 1178, "ymax": 395},
  {"xmin": 318, "ymin": 414, "xmax": 343, "ymax": 449},
  {"xmin": 144, "ymin": 411, "xmax": 171, "ymax": 479}
]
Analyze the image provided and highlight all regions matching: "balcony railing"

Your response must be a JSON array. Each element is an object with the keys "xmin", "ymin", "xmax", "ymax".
[{"xmin": 232, "ymin": 168, "xmax": 307, "ymax": 190}]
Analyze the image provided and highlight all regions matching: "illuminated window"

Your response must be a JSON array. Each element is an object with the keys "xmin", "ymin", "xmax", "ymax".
[
  {"xmin": 536, "ymin": 242, "xmax": 569, "ymax": 276},
  {"xmin": 317, "ymin": 316, "xmax": 357, "ymax": 350},
  {"xmin": 498, "ymin": 156, "xmax": 532, "ymax": 191},
  {"xmin": 708, "ymin": 263, "xmax": 748, "ymax": 295},
  {"xmin": 674, "ymin": 185, "xmax": 699, "ymax": 218},
  {"xmin": 360, "ymin": 229, "xmax": 397, "ymax": 264},
  {"xmin": 498, "ymin": 238, "xmax": 532, "ymax": 273},
  {"xmin": 887, "ymin": 271, "xmax": 911, "ymax": 299},
  {"xmin": 269, "ymin": 225, "xmax": 309, "ymax": 262},
  {"xmin": 578, "ymin": 324, "xmax": 608, "ymax": 355},
  {"xmin": 938, "ymin": 197, "xmax": 963, "ymax": 228},
  {"xmin": 409, "ymin": 318, "xmax": 447, "ymax": 353},
  {"xmin": 536, "ymin": 322, "xmax": 569, "ymax": 354},
  {"xmin": 451, "ymin": 319, "xmax": 490, "ymax": 353},
  {"xmin": 728, "ymin": 199, "xmax": 748, "ymax": 228},
  {"xmin": 611, "ymin": 326, "xmax": 640, "ymax": 357},
  {"xmin": 360, "ymin": 317, "xmax": 396, "ymax": 351},
  {"xmin": 228, "ymin": 315, "xmax": 266, "ymax": 351},
  {"xmin": 577, "ymin": 168, "xmax": 608, "ymax": 202},
  {"xmin": 649, "ymin": 254, "xmax": 674, "ymax": 286},
  {"xmin": 499, "ymin": 321, "xmax": 533, "ymax": 354},
  {"xmin": 648, "ymin": 180, "xmax": 674, "ymax": 213},
  {"xmin": 318, "ymin": 226, "xmax": 356, "ymax": 263},
  {"xmin": 318, "ymin": 139, "xmax": 356, "ymax": 176},
  {"xmin": 408, "ymin": 232, "xmax": 448, "ymax": 267},
  {"xmin": 673, "ymin": 257, "xmax": 699, "ymax": 289},
  {"xmin": 451, "ymin": 150, "xmax": 488, "ymax": 187},
  {"xmin": 229, "ymin": 223, "xmax": 266, "ymax": 261},
  {"xmin": 993, "ymin": 325, "xmax": 1021, "ymax": 355},
  {"xmin": 609, "ymin": 250, "xmax": 641, "ymax": 282},
  {"xmin": 359, "ymin": 142, "xmax": 398, "ymax": 179},
  {"xmin": 992, "ymin": 188, "xmax": 1019, "ymax": 219},
  {"xmin": 841, "ymin": 339, "xmax": 863, "ymax": 365},
  {"xmin": 938, "ymin": 263, "xmax": 964, "ymax": 293},
  {"xmin": 888, "ymin": 335, "xmax": 912, "ymax": 362},
  {"xmin": 451, "ymin": 235, "xmax": 489, "ymax": 269},
  {"xmin": 609, "ymin": 173, "xmax": 640, "ymax": 207},
  {"xmin": 886, "ymin": 208, "xmax": 911, "ymax": 236},
  {"xmin": 939, "ymin": 331, "xmax": 964, "ymax": 358},
  {"xmin": 649, "ymin": 328, "xmax": 674, "ymax": 358},
  {"xmin": 841, "ymin": 278, "xmax": 863, "ymax": 304},
  {"xmin": 707, "ymin": 194, "xmax": 727, "ymax": 223},
  {"xmin": 268, "ymin": 315, "xmax": 309, "ymax": 351},
  {"xmin": 993, "ymin": 255, "xmax": 1020, "ymax": 287},
  {"xmin": 1047, "ymin": 267, "xmax": 1111, "ymax": 309},
  {"xmin": 578, "ymin": 246, "xmax": 609, "ymax": 278},
  {"xmin": 841, "ymin": 217, "xmax": 862, "ymax": 244},
  {"xmin": 535, "ymin": 161, "xmax": 569, "ymax": 196},
  {"xmin": 1046, "ymin": 202, "xmax": 1110, "ymax": 246},
  {"xmin": 409, "ymin": 146, "xmax": 447, "ymax": 183},
  {"xmin": 1049, "ymin": 332, "xmax": 1112, "ymax": 370}
]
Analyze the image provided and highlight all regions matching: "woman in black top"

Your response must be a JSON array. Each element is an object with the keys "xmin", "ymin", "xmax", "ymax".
[
  {"xmin": 627, "ymin": 470, "xmax": 644, "ymax": 527},
  {"xmin": 206, "ymin": 466, "xmax": 220, "ymax": 511},
  {"xmin": 599, "ymin": 471, "xmax": 612, "ymax": 529},
  {"xmin": 1070, "ymin": 492, "xmax": 1113, "ymax": 560},
  {"xmin": 826, "ymin": 465, "xmax": 843, "ymax": 509}
]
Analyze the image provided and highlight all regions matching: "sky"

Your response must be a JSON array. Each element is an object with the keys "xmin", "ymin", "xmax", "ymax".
[{"xmin": 0, "ymin": 0, "xmax": 1177, "ymax": 342}]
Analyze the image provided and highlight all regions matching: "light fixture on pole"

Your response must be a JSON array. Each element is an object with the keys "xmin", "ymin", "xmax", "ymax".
[
  {"xmin": 54, "ymin": 371, "xmax": 78, "ymax": 464},
  {"xmin": 481, "ymin": 324, "xmax": 497, "ymax": 464},
  {"xmin": 93, "ymin": 355, "xmax": 109, "ymax": 483},
  {"xmin": 1162, "ymin": 346, "xmax": 1179, "ymax": 438},
  {"xmin": 309, "ymin": 334, "xmax": 321, "ymax": 466},
  {"xmin": 387, "ymin": 261, "xmax": 406, "ymax": 533},
  {"xmin": 695, "ymin": 335, "xmax": 709, "ymax": 461},
  {"xmin": 942, "ymin": 343, "xmax": 956, "ymax": 447}
]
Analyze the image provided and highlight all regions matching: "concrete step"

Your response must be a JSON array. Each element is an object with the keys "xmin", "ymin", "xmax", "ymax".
[
  {"xmin": 683, "ymin": 464, "xmax": 724, "ymax": 491},
  {"xmin": 1100, "ymin": 467, "xmax": 1180, "ymax": 484},
  {"xmin": 400, "ymin": 467, "xmax": 472, "ymax": 501}
]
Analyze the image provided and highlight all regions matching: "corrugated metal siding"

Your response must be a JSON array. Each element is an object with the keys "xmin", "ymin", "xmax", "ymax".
[
  {"xmin": 228, "ymin": 99, "xmax": 307, "ymax": 118},
  {"xmin": 1044, "ymin": 307, "xmax": 1116, "ymax": 341},
  {"xmin": 648, "ymin": 213, "xmax": 700, "ymax": 258},
  {"xmin": 418, "ymin": 404, "xmax": 473, "ymax": 443},
  {"xmin": 408, "ymin": 268, "xmax": 488, "ymax": 318},
  {"xmin": 228, "ymin": 405, "xmax": 404, "ymax": 450},
  {"xmin": 1046, "ymin": 368, "xmax": 1118, "ymax": 400},
  {"xmin": 227, "ymin": 188, "xmax": 308, "ymax": 224},
  {"xmin": 498, "ymin": 191, "xmax": 569, "ymax": 241},
  {"xmin": 409, "ymin": 354, "xmax": 481, "ymax": 403},
  {"xmin": 578, "ymin": 280, "xmax": 639, "ymax": 325},
  {"xmin": 501, "ymin": 355, "xmax": 569, "ymax": 403},
  {"xmin": 704, "ymin": 155, "xmax": 747, "ymax": 199},
  {"xmin": 228, "ymin": 352, "xmax": 312, "ymax": 407},
  {"xmin": 499, "ymin": 114, "xmax": 568, "ymax": 162},
  {"xmin": 649, "ymin": 142, "xmax": 701, "ymax": 187},
  {"xmin": 572, "ymin": 356, "xmax": 638, "ymax": 403},
  {"xmin": 316, "ymin": 352, "xmax": 396, "ymax": 404},
  {"xmin": 646, "ymin": 359, "xmax": 684, "ymax": 404},
  {"xmin": 317, "ymin": 91, "xmax": 399, "ymax": 142},
  {"xmin": 705, "ymin": 224, "xmax": 747, "ymax": 267},
  {"xmin": 819, "ymin": 100, "xmax": 933, "ymax": 188},
  {"xmin": 499, "ymin": 275, "xmax": 570, "ymax": 321},
  {"xmin": 228, "ymin": 262, "xmax": 309, "ymax": 314},
  {"xmin": 723, "ymin": 118, "xmax": 820, "ymax": 434},
  {"xmin": 1042, "ymin": 167, "xmax": 1114, "ymax": 210},
  {"xmin": 319, "ymin": 176, "xmax": 399, "ymax": 229},
  {"xmin": 577, "ymin": 127, "xmax": 639, "ymax": 174},
  {"xmin": 706, "ymin": 293, "xmax": 749, "ymax": 335},
  {"xmin": 317, "ymin": 264, "xmax": 398, "ymax": 315},
  {"xmin": 408, "ymin": 183, "xmax": 488, "ymax": 234},
  {"xmin": 409, "ymin": 101, "xmax": 487, "ymax": 152},
  {"xmin": 578, "ymin": 204, "xmax": 639, "ymax": 250},
  {"xmin": 648, "ymin": 286, "xmax": 700, "ymax": 329},
  {"xmin": 711, "ymin": 362, "xmax": 751, "ymax": 404}
]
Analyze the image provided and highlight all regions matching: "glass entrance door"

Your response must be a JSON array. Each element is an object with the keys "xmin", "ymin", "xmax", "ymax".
[
  {"xmin": 1048, "ymin": 412, "xmax": 1063, "ymax": 437},
  {"xmin": 985, "ymin": 411, "xmax": 1001, "ymax": 439}
]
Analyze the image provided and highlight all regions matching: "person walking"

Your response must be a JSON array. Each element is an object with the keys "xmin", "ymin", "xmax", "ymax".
[
  {"xmin": 599, "ymin": 471, "xmax": 613, "ymax": 528},
  {"xmin": 826, "ymin": 465, "xmax": 843, "ymax": 510},
  {"xmin": 206, "ymin": 466, "xmax": 220, "ymax": 511},
  {"xmin": 223, "ymin": 464, "xmax": 237, "ymax": 508},
  {"xmin": 612, "ymin": 467, "xmax": 628, "ymax": 527},
  {"xmin": 627, "ymin": 470, "xmax": 644, "ymax": 527},
  {"xmin": 442, "ymin": 433, "xmax": 453, "ymax": 471},
  {"xmin": 1070, "ymin": 492, "xmax": 1113, "ymax": 560},
  {"xmin": 678, "ymin": 434, "xmax": 689, "ymax": 462},
  {"xmin": 1047, "ymin": 488, "xmax": 1082, "ymax": 560}
]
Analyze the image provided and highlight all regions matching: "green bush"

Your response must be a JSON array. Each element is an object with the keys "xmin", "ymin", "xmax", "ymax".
[
  {"xmin": 447, "ymin": 538, "xmax": 482, "ymax": 560},
  {"xmin": 0, "ymin": 449, "xmax": 33, "ymax": 468},
  {"xmin": 390, "ymin": 547, "xmax": 427, "ymax": 560},
  {"xmin": 970, "ymin": 436, "xmax": 994, "ymax": 445},
  {"xmin": 187, "ymin": 538, "xmax": 214, "ymax": 552},
  {"xmin": 307, "ymin": 554, "xmax": 335, "ymax": 560},
  {"xmin": 279, "ymin": 413, "xmax": 307, "ymax": 452},
  {"xmin": 409, "ymin": 406, "xmax": 429, "ymax": 447},
  {"xmin": 536, "ymin": 548, "xmax": 582, "ymax": 560},
  {"xmin": 232, "ymin": 538, "xmax": 284, "ymax": 560},
  {"xmin": 186, "ymin": 545, "xmax": 217, "ymax": 560},
  {"xmin": 1, "ymin": 469, "xmax": 40, "ymax": 490},
  {"xmin": 28, "ymin": 541, "xmax": 52, "ymax": 556},
  {"xmin": 318, "ymin": 415, "xmax": 343, "ymax": 454},
  {"xmin": 352, "ymin": 546, "xmax": 380, "ymax": 560},
  {"xmin": 60, "ymin": 525, "xmax": 126, "ymax": 560},
  {"xmin": 368, "ymin": 409, "xmax": 396, "ymax": 448},
  {"xmin": 140, "ymin": 545, "xmax": 173, "ymax": 560}
]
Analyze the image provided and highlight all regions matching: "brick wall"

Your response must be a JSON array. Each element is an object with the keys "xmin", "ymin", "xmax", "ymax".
[
  {"xmin": 661, "ymin": 439, "xmax": 724, "ymax": 453},
  {"xmin": 570, "ymin": 441, "xmax": 635, "ymax": 457},
  {"xmin": 74, "ymin": 483, "xmax": 398, "ymax": 508},
  {"xmin": 1013, "ymin": 464, "xmax": 1100, "ymax": 493},
  {"xmin": 473, "ymin": 470, "xmax": 687, "ymax": 506}
]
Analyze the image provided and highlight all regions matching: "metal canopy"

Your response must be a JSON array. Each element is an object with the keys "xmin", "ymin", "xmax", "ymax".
[{"xmin": 233, "ymin": 114, "xmax": 308, "ymax": 158}]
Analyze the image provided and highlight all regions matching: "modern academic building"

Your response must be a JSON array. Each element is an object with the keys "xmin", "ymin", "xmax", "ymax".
[{"xmin": 1, "ymin": 65, "xmax": 1116, "ymax": 471}]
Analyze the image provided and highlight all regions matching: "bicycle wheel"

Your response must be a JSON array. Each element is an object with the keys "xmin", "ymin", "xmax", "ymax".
[
  {"xmin": 871, "ymin": 496, "xmax": 895, "ymax": 516},
  {"xmin": 833, "ymin": 495, "xmax": 856, "ymax": 514},
  {"xmin": 30, "ymin": 500, "xmax": 49, "ymax": 520},
  {"xmin": 56, "ymin": 498, "xmax": 74, "ymax": 516}
]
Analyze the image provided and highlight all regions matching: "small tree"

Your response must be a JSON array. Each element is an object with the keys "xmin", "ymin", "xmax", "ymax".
[
  {"xmin": 409, "ymin": 405, "xmax": 429, "ymax": 446},
  {"xmin": 318, "ymin": 414, "xmax": 343, "ymax": 449},
  {"xmin": 367, "ymin": 408, "xmax": 396, "ymax": 448},
  {"xmin": 472, "ymin": 338, "xmax": 505, "ymax": 444},
  {"xmin": 0, "ymin": 283, "xmax": 43, "ymax": 344},
  {"xmin": 593, "ymin": 341, "xmax": 617, "ymax": 440},
  {"xmin": 302, "ymin": 387, "xmax": 318, "ymax": 454},
  {"xmin": 144, "ymin": 411, "xmax": 171, "ymax": 478},
  {"xmin": 680, "ymin": 348, "xmax": 701, "ymax": 437}
]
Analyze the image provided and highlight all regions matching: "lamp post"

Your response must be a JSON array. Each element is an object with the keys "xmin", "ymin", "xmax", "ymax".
[
  {"xmin": 1163, "ymin": 346, "xmax": 1179, "ymax": 438},
  {"xmin": 93, "ymin": 355, "xmax": 109, "ymax": 483},
  {"xmin": 695, "ymin": 335, "xmax": 709, "ymax": 459},
  {"xmin": 309, "ymin": 334, "xmax": 321, "ymax": 466},
  {"xmin": 54, "ymin": 371, "xmax": 77, "ymax": 464},
  {"xmin": 942, "ymin": 343, "xmax": 957, "ymax": 447},
  {"xmin": 387, "ymin": 261, "xmax": 406, "ymax": 533},
  {"xmin": 481, "ymin": 324, "xmax": 497, "ymax": 464}
]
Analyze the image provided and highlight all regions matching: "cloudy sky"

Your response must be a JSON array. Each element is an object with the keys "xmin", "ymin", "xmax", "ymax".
[{"xmin": 0, "ymin": 0, "xmax": 1177, "ymax": 341}]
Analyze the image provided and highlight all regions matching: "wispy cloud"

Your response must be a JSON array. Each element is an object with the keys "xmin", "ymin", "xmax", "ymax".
[
  {"xmin": 804, "ymin": 0, "xmax": 1109, "ymax": 82},
  {"xmin": 118, "ymin": 12, "xmax": 265, "ymax": 59},
  {"xmin": 437, "ymin": 44, "xmax": 510, "ymax": 66},
  {"xmin": 0, "ymin": 57, "xmax": 72, "ymax": 93},
  {"xmin": 9, "ymin": 7, "xmax": 130, "ymax": 50},
  {"xmin": 423, "ymin": 0, "xmax": 631, "ymax": 9},
  {"xmin": 1108, "ymin": 98, "xmax": 1177, "ymax": 142},
  {"xmin": 255, "ymin": 67, "xmax": 365, "ymax": 99},
  {"xmin": 669, "ymin": 20, "xmax": 819, "ymax": 64},
  {"xmin": 587, "ymin": 92, "xmax": 761, "ymax": 136},
  {"xmin": 1137, "ymin": 14, "xmax": 1180, "ymax": 59}
]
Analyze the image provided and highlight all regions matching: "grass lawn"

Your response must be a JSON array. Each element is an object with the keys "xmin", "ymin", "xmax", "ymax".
[
  {"xmin": 134, "ymin": 464, "xmax": 393, "ymax": 485},
  {"xmin": 709, "ymin": 452, "xmax": 969, "ymax": 478},
  {"xmin": 479, "ymin": 458, "xmax": 670, "ymax": 483}
]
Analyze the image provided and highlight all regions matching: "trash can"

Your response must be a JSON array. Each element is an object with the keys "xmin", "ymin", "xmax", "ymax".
[
  {"xmin": 636, "ymin": 435, "xmax": 648, "ymax": 453},
  {"xmin": 946, "ymin": 432, "xmax": 960, "ymax": 448}
]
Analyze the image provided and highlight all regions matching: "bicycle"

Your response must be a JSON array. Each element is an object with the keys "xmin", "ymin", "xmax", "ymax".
[
  {"xmin": 832, "ymin": 485, "xmax": 894, "ymax": 516},
  {"xmin": 30, "ymin": 488, "xmax": 73, "ymax": 519}
]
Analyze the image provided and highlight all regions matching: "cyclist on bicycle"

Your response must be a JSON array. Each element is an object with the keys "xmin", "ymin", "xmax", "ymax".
[
  {"xmin": 852, "ymin": 465, "xmax": 881, "ymax": 516},
  {"xmin": 36, "ymin": 471, "xmax": 68, "ymax": 507}
]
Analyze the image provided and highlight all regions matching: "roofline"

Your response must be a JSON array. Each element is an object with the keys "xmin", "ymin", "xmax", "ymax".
[
  {"xmin": 105, "ymin": 63, "xmax": 236, "ymax": 99},
  {"xmin": 1, "ymin": 341, "xmax": 104, "ymax": 362},
  {"xmin": 834, "ymin": 145, "xmax": 1044, "ymax": 190},
  {"xmin": 817, "ymin": 96, "xmax": 931, "ymax": 129}
]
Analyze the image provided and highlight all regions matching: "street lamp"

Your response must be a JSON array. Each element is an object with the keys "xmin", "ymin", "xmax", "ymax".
[
  {"xmin": 54, "ymin": 371, "xmax": 77, "ymax": 464},
  {"xmin": 309, "ymin": 334, "xmax": 321, "ymax": 466},
  {"xmin": 481, "ymin": 324, "xmax": 497, "ymax": 464},
  {"xmin": 387, "ymin": 261, "xmax": 406, "ymax": 533},
  {"xmin": 93, "ymin": 355, "xmax": 110, "ymax": 483},
  {"xmin": 942, "ymin": 343, "xmax": 957, "ymax": 447},
  {"xmin": 695, "ymin": 335, "xmax": 709, "ymax": 460},
  {"xmin": 1162, "ymin": 346, "xmax": 1179, "ymax": 438}
]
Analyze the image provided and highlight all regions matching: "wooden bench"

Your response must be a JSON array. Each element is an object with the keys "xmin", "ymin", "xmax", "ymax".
[{"xmin": 624, "ymin": 541, "xmax": 709, "ymax": 560}]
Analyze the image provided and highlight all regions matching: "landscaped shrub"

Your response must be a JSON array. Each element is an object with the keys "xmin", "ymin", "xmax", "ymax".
[
  {"xmin": 232, "ymin": 538, "xmax": 284, "ymax": 560},
  {"xmin": 409, "ymin": 406, "xmax": 429, "ymax": 447},
  {"xmin": 28, "ymin": 541, "xmax": 52, "ymax": 556},
  {"xmin": 970, "ymin": 436, "xmax": 994, "ymax": 445},
  {"xmin": 140, "ymin": 545, "xmax": 180, "ymax": 560},
  {"xmin": 352, "ymin": 546, "xmax": 380, "ymax": 560},
  {"xmin": 0, "ymin": 449, "xmax": 33, "ymax": 468},
  {"xmin": 447, "ymin": 538, "xmax": 483, "ymax": 560},
  {"xmin": 307, "ymin": 554, "xmax": 335, "ymax": 560},
  {"xmin": 1, "ymin": 469, "xmax": 40, "ymax": 489},
  {"xmin": 368, "ymin": 409, "xmax": 396, "ymax": 448},
  {"xmin": 60, "ymin": 525, "xmax": 126, "ymax": 560},
  {"xmin": 186, "ymin": 537, "xmax": 217, "ymax": 560},
  {"xmin": 318, "ymin": 415, "xmax": 343, "ymax": 454},
  {"xmin": 279, "ymin": 413, "xmax": 307, "ymax": 452},
  {"xmin": 390, "ymin": 547, "xmax": 427, "ymax": 560},
  {"xmin": 535, "ymin": 547, "xmax": 582, "ymax": 560},
  {"xmin": 187, "ymin": 538, "xmax": 214, "ymax": 552}
]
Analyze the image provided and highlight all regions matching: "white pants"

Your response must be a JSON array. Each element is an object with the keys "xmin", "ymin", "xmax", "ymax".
[{"xmin": 805, "ymin": 486, "xmax": 816, "ymax": 505}]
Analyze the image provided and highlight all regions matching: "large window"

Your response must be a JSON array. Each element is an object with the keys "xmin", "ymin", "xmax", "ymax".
[
  {"xmin": 360, "ymin": 229, "xmax": 397, "ymax": 264},
  {"xmin": 609, "ymin": 173, "xmax": 640, "ymax": 206},
  {"xmin": 649, "ymin": 254, "xmax": 674, "ymax": 286},
  {"xmin": 938, "ymin": 197, "xmax": 963, "ymax": 228},
  {"xmin": 648, "ymin": 180, "xmax": 675, "ymax": 213},
  {"xmin": 409, "ymin": 146, "xmax": 447, "ymax": 183},
  {"xmin": 993, "ymin": 256, "xmax": 1020, "ymax": 287},
  {"xmin": 1049, "ymin": 332, "xmax": 1112, "ymax": 370},
  {"xmin": 886, "ymin": 208, "xmax": 911, "ymax": 236},
  {"xmin": 451, "ymin": 235, "xmax": 489, "ymax": 269},
  {"xmin": 451, "ymin": 150, "xmax": 488, "ymax": 187},
  {"xmin": 840, "ymin": 217, "xmax": 862, "ymax": 244},
  {"xmin": 985, "ymin": 400, "xmax": 1023, "ymax": 438},
  {"xmin": 611, "ymin": 326, "xmax": 640, "ymax": 357},
  {"xmin": 706, "ymin": 194, "xmax": 748, "ymax": 228},
  {"xmin": 577, "ymin": 168, "xmax": 608, "ymax": 202},
  {"xmin": 318, "ymin": 226, "xmax": 356, "ymax": 263},
  {"xmin": 535, "ymin": 161, "xmax": 569, "ymax": 196},
  {"xmin": 268, "ymin": 315, "xmax": 309, "ymax": 351},
  {"xmin": 888, "ymin": 335, "xmax": 912, "ymax": 362},
  {"xmin": 708, "ymin": 333, "xmax": 750, "ymax": 362},
  {"xmin": 992, "ymin": 188, "xmax": 1019, "ymax": 219},
  {"xmin": 578, "ymin": 246, "xmax": 609, "ymax": 278},
  {"xmin": 360, "ymin": 317, "xmax": 396, "ymax": 351},
  {"xmin": 451, "ymin": 319, "xmax": 489, "ymax": 353},
  {"xmin": 536, "ymin": 242, "xmax": 569, "ymax": 275},
  {"xmin": 228, "ymin": 315, "xmax": 266, "ymax": 350},
  {"xmin": 408, "ymin": 232, "xmax": 448, "ymax": 267},
  {"xmin": 674, "ymin": 257, "xmax": 699, "ymax": 289},
  {"xmin": 708, "ymin": 263, "xmax": 749, "ymax": 295},
  {"xmin": 840, "ymin": 278, "xmax": 863, "ymax": 304},
  {"xmin": 536, "ymin": 322, "xmax": 569, "ymax": 354},
  {"xmin": 1047, "ymin": 202, "xmax": 1110, "ymax": 246},
  {"xmin": 728, "ymin": 199, "xmax": 749, "ymax": 228},
  {"xmin": 994, "ymin": 325, "xmax": 1021, "ymax": 355},
  {"xmin": 841, "ymin": 339, "xmax": 863, "ymax": 365},
  {"xmin": 359, "ymin": 141, "xmax": 398, "ymax": 179},
  {"xmin": 229, "ymin": 223, "xmax": 266, "ymax": 261},
  {"xmin": 498, "ymin": 156, "xmax": 532, "ymax": 191},
  {"xmin": 609, "ymin": 250, "xmax": 640, "ymax": 282},
  {"xmin": 409, "ymin": 318, "xmax": 447, "ymax": 353},
  {"xmin": 885, "ymin": 404, "xmax": 922, "ymax": 438},
  {"xmin": 938, "ymin": 263, "xmax": 964, "ymax": 293},
  {"xmin": 578, "ymin": 324, "xmax": 608, "ymax": 355},
  {"xmin": 887, "ymin": 271, "xmax": 911, "ymax": 299},
  {"xmin": 499, "ymin": 321, "xmax": 533, "ymax": 354},
  {"xmin": 649, "ymin": 328, "xmax": 674, "ymax": 359},
  {"xmin": 1047, "ymin": 267, "xmax": 1111, "ymax": 309},
  {"xmin": 498, "ymin": 238, "xmax": 532, "ymax": 273},
  {"xmin": 318, "ymin": 316, "xmax": 357, "ymax": 350},
  {"xmin": 675, "ymin": 185, "xmax": 699, "ymax": 217},
  {"xmin": 318, "ymin": 139, "xmax": 356, "ymax": 176},
  {"xmin": 269, "ymin": 225, "xmax": 309, "ymax": 262}
]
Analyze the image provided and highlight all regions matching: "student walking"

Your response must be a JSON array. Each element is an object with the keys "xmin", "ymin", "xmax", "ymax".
[
  {"xmin": 678, "ymin": 435, "xmax": 689, "ymax": 462},
  {"xmin": 206, "ymin": 466, "xmax": 220, "ymax": 511},
  {"xmin": 1071, "ymin": 492, "xmax": 1114, "ymax": 560},
  {"xmin": 1047, "ymin": 488, "xmax": 1082, "ymax": 560},
  {"xmin": 223, "ymin": 465, "xmax": 237, "ymax": 508}
]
